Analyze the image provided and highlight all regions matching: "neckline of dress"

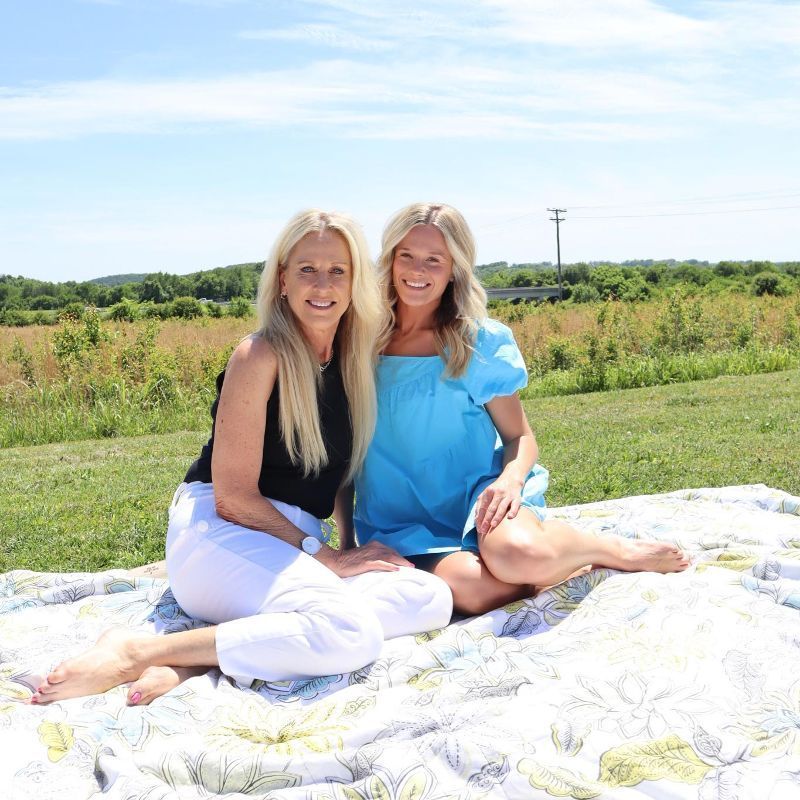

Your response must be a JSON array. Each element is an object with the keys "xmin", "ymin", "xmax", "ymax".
[{"xmin": 380, "ymin": 353, "xmax": 440, "ymax": 360}]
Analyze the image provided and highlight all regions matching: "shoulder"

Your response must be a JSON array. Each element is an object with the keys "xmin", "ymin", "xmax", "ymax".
[
  {"xmin": 472, "ymin": 318, "xmax": 520, "ymax": 358},
  {"xmin": 463, "ymin": 318, "xmax": 527, "ymax": 403},
  {"xmin": 224, "ymin": 334, "xmax": 278, "ymax": 393},
  {"xmin": 229, "ymin": 333, "xmax": 278, "ymax": 369}
]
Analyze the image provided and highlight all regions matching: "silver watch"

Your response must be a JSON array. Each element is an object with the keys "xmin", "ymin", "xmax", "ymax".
[{"xmin": 301, "ymin": 536, "xmax": 322, "ymax": 555}]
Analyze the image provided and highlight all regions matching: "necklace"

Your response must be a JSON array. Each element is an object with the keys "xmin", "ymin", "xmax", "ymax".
[{"xmin": 319, "ymin": 355, "xmax": 333, "ymax": 373}]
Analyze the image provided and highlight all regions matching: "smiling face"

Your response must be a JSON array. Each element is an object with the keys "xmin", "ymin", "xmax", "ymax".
[
  {"xmin": 279, "ymin": 230, "xmax": 352, "ymax": 340},
  {"xmin": 392, "ymin": 224, "xmax": 454, "ymax": 313}
]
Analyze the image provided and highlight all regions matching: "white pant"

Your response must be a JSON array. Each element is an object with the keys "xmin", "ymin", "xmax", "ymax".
[{"xmin": 165, "ymin": 482, "xmax": 453, "ymax": 684}]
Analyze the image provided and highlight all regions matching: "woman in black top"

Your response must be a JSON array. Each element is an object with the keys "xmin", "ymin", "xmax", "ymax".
[{"xmin": 31, "ymin": 210, "xmax": 452, "ymax": 705}]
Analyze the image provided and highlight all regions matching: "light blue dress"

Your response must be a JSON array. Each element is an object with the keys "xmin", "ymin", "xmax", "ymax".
[{"xmin": 354, "ymin": 318, "xmax": 549, "ymax": 556}]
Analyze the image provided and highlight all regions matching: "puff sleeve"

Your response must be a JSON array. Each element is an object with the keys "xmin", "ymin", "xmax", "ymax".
[{"xmin": 463, "ymin": 318, "xmax": 528, "ymax": 406}]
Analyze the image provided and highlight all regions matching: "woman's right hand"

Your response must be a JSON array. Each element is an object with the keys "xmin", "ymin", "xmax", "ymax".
[{"xmin": 317, "ymin": 541, "xmax": 414, "ymax": 577}]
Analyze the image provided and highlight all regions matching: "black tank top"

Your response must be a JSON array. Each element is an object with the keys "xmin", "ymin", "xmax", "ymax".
[{"xmin": 184, "ymin": 352, "xmax": 352, "ymax": 519}]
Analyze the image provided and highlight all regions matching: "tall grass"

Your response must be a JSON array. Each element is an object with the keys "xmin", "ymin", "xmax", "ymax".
[
  {"xmin": 2, "ymin": 292, "xmax": 799, "ymax": 449},
  {"xmin": 1, "ymin": 312, "xmax": 233, "ymax": 447}
]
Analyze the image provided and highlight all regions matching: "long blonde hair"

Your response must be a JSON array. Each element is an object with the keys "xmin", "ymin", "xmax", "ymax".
[
  {"xmin": 256, "ymin": 210, "xmax": 381, "ymax": 482},
  {"xmin": 377, "ymin": 203, "xmax": 487, "ymax": 377}
]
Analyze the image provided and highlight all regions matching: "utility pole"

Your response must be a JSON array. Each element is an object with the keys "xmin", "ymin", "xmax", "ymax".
[{"xmin": 548, "ymin": 208, "xmax": 567, "ymax": 300}]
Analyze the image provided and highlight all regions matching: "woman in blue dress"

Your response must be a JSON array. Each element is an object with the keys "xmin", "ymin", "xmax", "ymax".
[{"xmin": 353, "ymin": 202, "xmax": 689, "ymax": 616}]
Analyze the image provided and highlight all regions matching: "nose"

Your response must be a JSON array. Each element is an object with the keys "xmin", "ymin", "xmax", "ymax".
[{"xmin": 314, "ymin": 271, "xmax": 331, "ymax": 288}]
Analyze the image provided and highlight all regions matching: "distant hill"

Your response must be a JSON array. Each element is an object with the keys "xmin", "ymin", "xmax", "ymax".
[
  {"xmin": 88, "ymin": 262, "xmax": 263, "ymax": 287},
  {"xmin": 88, "ymin": 273, "xmax": 148, "ymax": 287}
]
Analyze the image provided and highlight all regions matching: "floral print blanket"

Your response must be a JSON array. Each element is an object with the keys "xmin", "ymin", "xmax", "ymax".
[{"xmin": 2, "ymin": 485, "xmax": 800, "ymax": 799}]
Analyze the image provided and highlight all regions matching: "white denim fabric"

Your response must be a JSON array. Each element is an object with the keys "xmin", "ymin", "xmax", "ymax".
[{"xmin": 165, "ymin": 482, "xmax": 453, "ymax": 684}]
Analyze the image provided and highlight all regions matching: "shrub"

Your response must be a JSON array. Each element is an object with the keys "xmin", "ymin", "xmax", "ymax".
[
  {"xmin": 57, "ymin": 302, "xmax": 86, "ymax": 322},
  {"xmin": 171, "ymin": 296, "xmax": 205, "ymax": 319},
  {"xmin": 569, "ymin": 283, "xmax": 601, "ymax": 304},
  {"xmin": 752, "ymin": 272, "xmax": 790, "ymax": 297},
  {"xmin": 547, "ymin": 338, "xmax": 577, "ymax": 370},
  {"xmin": 139, "ymin": 302, "xmax": 172, "ymax": 320},
  {"xmin": 227, "ymin": 296, "xmax": 254, "ymax": 319},
  {"xmin": 108, "ymin": 299, "xmax": 139, "ymax": 322},
  {"xmin": 0, "ymin": 309, "xmax": 30, "ymax": 326},
  {"xmin": 653, "ymin": 291, "xmax": 709, "ymax": 353},
  {"xmin": 590, "ymin": 266, "xmax": 649, "ymax": 302}
]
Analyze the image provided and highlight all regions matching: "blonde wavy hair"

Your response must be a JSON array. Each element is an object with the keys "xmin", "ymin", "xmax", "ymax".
[
  {"xmin": 256, "ymin": 210, "xmax": 381, "ymax": 482},
  {"xmin": 377, "ymin": 203, "xmax": 487, "ymax": 377}
]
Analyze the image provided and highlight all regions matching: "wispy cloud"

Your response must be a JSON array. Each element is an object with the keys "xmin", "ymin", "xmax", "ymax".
[
  {"xmin": 2, "ymin": 0, "xmax": 798, "ymax": 142},
  {"xmin": 239, "ymin": 24, "xmax": 392, "ymax": 52},
  {"xmin": 0, "ymin": 60, "xmax": 724, "ymax": 142}
]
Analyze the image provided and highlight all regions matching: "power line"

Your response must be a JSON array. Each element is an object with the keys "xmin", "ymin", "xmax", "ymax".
[
  {"xmin": 476, "ymin": 210, "xmax": 537, "ymax": 232},
  {"xmin": 568, "ymin": 189, "xmax": 800, "ymax": 210},
  {"xmin": 569, "ymin": 204, "xmax": 800, "ymax": 220}
]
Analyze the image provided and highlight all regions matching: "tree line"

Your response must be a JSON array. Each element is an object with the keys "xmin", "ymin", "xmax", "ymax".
[{"xmin": 1, "ymin": 258, "xmax": 798, "ymax": 326}]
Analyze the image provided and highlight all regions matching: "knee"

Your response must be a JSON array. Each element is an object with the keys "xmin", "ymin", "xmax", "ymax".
[
  {"xmin": 482, "ymin": 528, "xmax": 556, "ymax": 584},
  {"xmin": 403, "ymin": 570, "xmax": 454, "ymax": 630},
  {"xmin": 374, "ymin": 569, "xmax": 453, "ymax": 636},
  {"xmin": 315, "ymin": 604, "xmax": 384, "ymax": 674}
]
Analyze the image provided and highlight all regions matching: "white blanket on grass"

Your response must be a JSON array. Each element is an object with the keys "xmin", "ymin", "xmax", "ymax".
[{"xmin": 2, "ymin": 485, "xmax": 800, "ymax": 799}]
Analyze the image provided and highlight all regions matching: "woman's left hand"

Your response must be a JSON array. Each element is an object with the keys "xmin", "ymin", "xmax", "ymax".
[{"xmin": 475, "ymin": 477, "xmax": 523, "ymax": 537}]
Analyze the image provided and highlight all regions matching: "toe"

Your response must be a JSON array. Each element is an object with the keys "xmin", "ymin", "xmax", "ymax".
[
  {"xmin": 127, "ymin": 688, "xmax": 144, "ymax": 706},
  {"xmin": 45, "ymin": 666, "xmax": 68, "ymax": 685}
]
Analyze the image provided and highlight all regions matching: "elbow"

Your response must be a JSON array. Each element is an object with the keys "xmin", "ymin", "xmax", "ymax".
[{"xmin": 214, "ymin": 490, "xmax": 243, "ymax": 524}]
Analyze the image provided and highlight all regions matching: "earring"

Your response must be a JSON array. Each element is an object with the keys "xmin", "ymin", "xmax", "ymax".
[{"xmin": 280, "ymin": 292, "xmax": 287, "ymax": 300}]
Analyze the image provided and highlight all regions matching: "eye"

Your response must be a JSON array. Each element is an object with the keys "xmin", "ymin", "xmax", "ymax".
[
  {"xmin": 397, "ymin": 252, "xmax": 412, "ymax": 260},
  {"xmin": 331, "ymin": 267, "xmax": 346, "ymax": 275},
  {"xmin": 300, "ymin": 265, "xmax": 316, "ymax": 273}
]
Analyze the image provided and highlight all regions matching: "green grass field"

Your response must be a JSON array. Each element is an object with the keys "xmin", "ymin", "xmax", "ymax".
[{"xmin": 2, "ymin": 369, "xmax": 798, "ymax": 574}]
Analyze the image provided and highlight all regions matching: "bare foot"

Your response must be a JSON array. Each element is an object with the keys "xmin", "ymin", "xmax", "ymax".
[
  {"xmin": 127, "ymin": 665, "xmax": 207, "ymax": 706},
  {"xmin": 30, "ymin": 629, "xmax": 149, "ymax": 704},
  {"xmin": 604, "ymin": 536, "xmax": 689, "ymax": 574}
]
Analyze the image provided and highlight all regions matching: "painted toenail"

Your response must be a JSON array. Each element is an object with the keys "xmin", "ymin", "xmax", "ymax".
[{"xmin": 130, "ymin": 692, "xmax": 142, "ymax": 704}]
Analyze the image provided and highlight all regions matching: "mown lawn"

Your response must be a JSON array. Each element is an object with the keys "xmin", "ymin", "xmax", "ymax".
[{"xmin": 2, "ymin": 369, "xmax": 798, "ymax": 573}]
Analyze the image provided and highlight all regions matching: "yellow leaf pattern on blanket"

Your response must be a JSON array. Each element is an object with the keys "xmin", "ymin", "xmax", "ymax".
[
  {"xmin": 366, "ymin": 775, "xmax": 392, "ymax": 800},
  {"xmin": 38, "ymin": 720, "xmax": 74, "ymax": 762},
  {"xmin": 414, "ymin": 628, "xmax": 444, "ymax": 644},
  {"xmin": 751, "ymin": 728, "xmax": 797, "ymax": 758},
  {"xmin": 518, "ymin": 759, "xmax": 602, "ymax": 798},
  {"xmin": 212, "ymin": 699, "xmax": 348, "ymax": 756},
  {"xmin": 397, "ymin": 765, "xmax": 436, "ymax": 800},
  {"xmin": 0, "ymin": 666, "xmax": 31, "ymax": 702},
  {"xmin": 408, "ymin": 668, "xmax": 447, "ymax": 691},
  {"xmin": 342, "ymin": 695, "xmax": 376, "ymax": 718},
  {"xmin": 334, "ymin": 787, "xmax": 367, "ymax": 800},
  {"xmin": 696, "ymin": 552, "xmax": 758, "ymax": 573},
  {"xmin": 599, "ymin": 735, "xmax": 713, "ymax": 787}
]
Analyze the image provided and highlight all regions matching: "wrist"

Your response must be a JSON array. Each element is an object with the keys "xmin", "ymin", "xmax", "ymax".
[
  {"xmin": 315, "ymin": 543, "xmax": 338, "ymax": 564},
  {"xmin": 501, "ymin": 472, "xmax": 525, "ymax": 490}
]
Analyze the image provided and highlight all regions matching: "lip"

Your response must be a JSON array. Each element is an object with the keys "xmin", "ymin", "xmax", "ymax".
[
  {"xmin": 401, "ymin": 279, "xmax": 430, "ymax": 289},
  {"xmin": 306, "ymin": 299, "xmax": 336, "ymax": 309}
]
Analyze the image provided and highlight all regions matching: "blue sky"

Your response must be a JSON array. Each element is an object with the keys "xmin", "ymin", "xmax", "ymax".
[{"xmin": 1, "ymin": 0, "xmax": 799, "ymax": 283}]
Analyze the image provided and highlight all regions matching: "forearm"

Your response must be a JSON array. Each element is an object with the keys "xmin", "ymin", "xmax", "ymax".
[
  {"xmin": 214, "ymin": 488, "xmax": 308, "ymax": 548},
  {"xmin": 500, "ymin": 433, "xmax": 539, "ymax": 487}
]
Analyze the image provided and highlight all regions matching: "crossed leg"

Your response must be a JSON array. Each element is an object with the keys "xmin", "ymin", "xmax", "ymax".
[{"xmin": 420, "ymin": 510, "xmax": 688, "ymax": 617}]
